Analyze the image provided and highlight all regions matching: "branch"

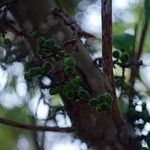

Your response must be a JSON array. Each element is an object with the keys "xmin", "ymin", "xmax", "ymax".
[
  {"xmin": 0, "ymin": 117, "xmax": 76, "ymax": 132},
  {"xmin": 129, "ymin": 18, "xmax": 149, "ymax": 102},
  {"xmin": 101, "ymin": 0, "xmax": 129, "ymax": 143},
  {"xmin": 52, "ymin": 8, "xmax": 95, "ymax": 39},
  {"xmin": 101, "ymin": 0, "xmax": 114, "ymax": 93}
]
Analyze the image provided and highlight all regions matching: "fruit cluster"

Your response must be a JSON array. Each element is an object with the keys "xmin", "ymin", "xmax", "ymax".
[{"xmin": 89, "ymin": 92, "xmax": 112, "ymax": 112}]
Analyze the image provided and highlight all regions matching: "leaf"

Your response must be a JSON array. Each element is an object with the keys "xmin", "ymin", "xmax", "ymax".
[
  {"xmin": 113, "ymin": 22, "xmax": 133, "ymax": 35},
  {"xmin": 113, "ymin": 33, "xmax": 135, "ymax": 56},
  {"xmin": 144, "ymin": 0, "xmax": 150, "ymax": 20}
]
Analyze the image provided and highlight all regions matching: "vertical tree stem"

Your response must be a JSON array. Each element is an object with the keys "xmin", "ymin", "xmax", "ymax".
[
  {"xmin": 101, "ymin": 0, "xmax": 127, "ymax": 133},
  {"xmin": 101, "ymin": 0, "xmax": 114, "ymax": 95}
]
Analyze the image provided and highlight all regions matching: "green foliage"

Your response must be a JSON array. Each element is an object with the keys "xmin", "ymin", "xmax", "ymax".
[
  {"xmin": 113, "ymin": 33, "xmax": 134, "ymax": 55},
  {"xmin": 0, "ymin": 106, "xmax": 33, "ymax": 150},
  {"xmin": 113, "ymin": 22, "xmax": 133, "ymax": 35},
  {"xmin": 144, "ymin": 0, "xmax": 150, "ymax": 20}
]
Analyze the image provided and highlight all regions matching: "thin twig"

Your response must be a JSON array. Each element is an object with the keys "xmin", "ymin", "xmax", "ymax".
[
  {"xmin": 129, "ymin": 17, "xmax": 149, "ymax": 103},
  {"xmin": 0, "ymin": 117, "xmax": 76, "ymax": 132},
  {"xmin": 52, "ymin": 8, "xmax": 95, "ymax": 39}
]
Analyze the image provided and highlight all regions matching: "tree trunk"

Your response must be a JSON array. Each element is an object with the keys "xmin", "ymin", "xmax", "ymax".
[{"xmin": 9, "ymin": 0, "xmax": 140, "ymax": 149}]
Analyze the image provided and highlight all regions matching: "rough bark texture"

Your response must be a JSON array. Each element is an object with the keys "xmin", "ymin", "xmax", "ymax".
[
  {"xmin": 7, "ymin": 0, "xmax": 140, "ymax": 149},
  {"xmin": 101, "ymin": 0, "xmax": 130, "ymax": 145}
]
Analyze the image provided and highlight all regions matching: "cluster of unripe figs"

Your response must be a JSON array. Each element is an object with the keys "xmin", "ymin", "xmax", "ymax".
[{"xmin": 24, "ymin": 36, "xmax": 112, "ymax": 112}]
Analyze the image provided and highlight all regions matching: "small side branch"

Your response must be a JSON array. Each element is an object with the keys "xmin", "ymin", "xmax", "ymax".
[
  {"xmin": 52, "ymin": 8, "xmax": 95, "ymax": 39},
  {"xmin": 0, "ymin": 117, "xmax": 76, "ymax": 132}
]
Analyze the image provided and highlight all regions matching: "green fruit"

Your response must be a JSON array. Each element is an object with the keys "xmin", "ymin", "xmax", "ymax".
[
  {"xmin": 102, "ymin": 92, "xmax": 112, "ymax": 105},
  {"xmin": 66, "ymin": 90, "xmax": 75, "ymax": 99},
  {"xmin": 42, "ymin": 62, "xmax": 51, "ymax": 71},
  {"xmin": 113, "ymin": 50, "xmax": 120, "ymax": 59},
  {"xmin": 44, "ymin": 39, "xmax": 55, "ymax": 48},
  {"xmin": 120, "ymin": 53, "xmax": 129, "ymax": 63},
  {"xmin": 71, "ymin": 76, "xmax": 81, "ymax": 86},
  {"xmin": 98, "ymin": 92, "xmax": 112, "ymax": 105},
  {"xmin": 63, "ymin": 57, "xmax": 76, "ymax": 68},
  {"xmin": 77, "ymin": 88, "xmax": 89, "ymax": 100},
  {"xmin": 64, "ymin": 66, "xmax": 74, "ymax": 75},
  {"xmin": 98, "ymin": 95, "xmax": 104, "ymax": 102},
  {"xmin": 51, "ymin": 45, "xmax": 59, "ymax": 54},
  {"xmin": 97, "ymin": 102, "xmax": 109, "ymax": 111},
  {"xmin": 36, "ymin": 46, "xmax": 43, "ymax": 56},
  {"xmin": 4, "ymin": 38, "xmax": 11, "ymax": 47},
  {"xmin": 89, "ymin": 98, "xmax": 98, "ymax": 107},
  {"xmin": 62, "ymin": 84, "xmax": 70, "ymax": 93},
  {"xmin": 36, "ymin": 37, "xmax": 45, "ymax": 45}
]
